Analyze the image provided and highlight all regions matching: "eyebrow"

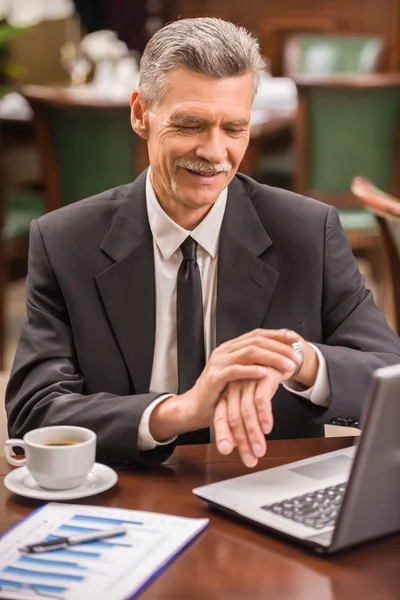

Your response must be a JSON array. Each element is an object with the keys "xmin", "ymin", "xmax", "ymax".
[{"xmin": 170, "ymin": 114, "xmax": 249, "ymax": 127}]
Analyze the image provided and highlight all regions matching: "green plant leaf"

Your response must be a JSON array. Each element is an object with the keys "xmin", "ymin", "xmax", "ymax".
[
  {"xmin": 0, "ymin": 24, "xmax": 29, "ymax": 45},
  {"xmin": 1, "ymin": 61, "xmax": 26, "ymax": 78}
]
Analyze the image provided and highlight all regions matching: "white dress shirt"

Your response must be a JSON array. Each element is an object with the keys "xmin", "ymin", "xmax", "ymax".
[{"xmin": 138, "ymin": 170, "xmax": 330, "ymax": 450}]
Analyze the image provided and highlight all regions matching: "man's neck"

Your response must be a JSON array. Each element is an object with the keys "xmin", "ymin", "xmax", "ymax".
[{"xmin": 155, "ymin": 197, "xmax": 213, "ymax": 231}]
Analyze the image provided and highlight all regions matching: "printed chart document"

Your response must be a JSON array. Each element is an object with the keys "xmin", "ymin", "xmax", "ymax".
[{"xmin": 0, "ymin": 502, "xmax": 209, "ymax": 600}]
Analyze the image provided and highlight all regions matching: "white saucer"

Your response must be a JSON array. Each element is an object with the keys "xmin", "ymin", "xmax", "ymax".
[{"xmin": 4, "ymin": 462, "xmax": 118, "ymax": 501}]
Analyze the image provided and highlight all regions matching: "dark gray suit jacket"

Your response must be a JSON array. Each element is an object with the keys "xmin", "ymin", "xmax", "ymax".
[{"xmin": 6, "ymin": 171, "xmax": 400, "ymax": 466}]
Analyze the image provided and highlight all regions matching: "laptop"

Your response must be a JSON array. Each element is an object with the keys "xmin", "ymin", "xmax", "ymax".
[{"xmin": 193, "ymin": 363, "xmax": 400, "ymax": 553}]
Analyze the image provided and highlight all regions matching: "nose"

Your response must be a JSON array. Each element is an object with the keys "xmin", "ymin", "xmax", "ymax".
[{"xmin": 195, "ymin": 128, "xmax": 227, "ymax": 165}]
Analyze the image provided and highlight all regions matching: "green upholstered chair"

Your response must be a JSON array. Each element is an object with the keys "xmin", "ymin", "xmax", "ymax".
[
  {"xmin": 284, "ymin": 34, "xmax": 385, "ymax": 77},
  {"xmin": 20, "ymin": 85, "xmax": 137, "ymax": 211},
  {"xmin": 4, "ymin": 189, "xmax": 45, "ymax": 245},
  {"xmin": 293, "ymin": 74, "xmax": 400, "ymax": 310},
  {"xmin": 0, "ymin": 86, "xmax": 138, "ymax": 369},
  {"xmin": 352, "ymin": 177, "xmax": 400, "ymax": 333},
  {"xmin": 0, "ymin": 184, "xmax": 45, "ymax": 371},
  {"xmin": 253, "ymin": 35, "xmax": 385, "ymax": 191}
]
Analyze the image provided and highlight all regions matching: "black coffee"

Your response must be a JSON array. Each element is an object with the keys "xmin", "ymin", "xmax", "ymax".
[{"xmin": 42, "ymin": 439, "xmax": 81, "ymax": 446}]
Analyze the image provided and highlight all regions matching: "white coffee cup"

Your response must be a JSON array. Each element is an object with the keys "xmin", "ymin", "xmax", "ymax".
[{"xmin": 4, "ymin": 426, "xmax": 96, "ymax": 490}]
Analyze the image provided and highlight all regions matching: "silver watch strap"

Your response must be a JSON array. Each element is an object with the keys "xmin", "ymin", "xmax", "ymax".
[{"xmin": 291, "ymin": 340, "xmax": 304, "ymax": 377}]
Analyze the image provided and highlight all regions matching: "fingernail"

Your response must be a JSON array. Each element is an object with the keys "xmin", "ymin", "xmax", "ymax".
[
  {"xmin": 257, "ymin": 366, "xmax": 268, "ymax": 376},
  {"xmin": 286, "ymin": 330, "xmax": 298, "ymax": 341},
  {"xmin": 218, "ymin": 441, "xmax": 231, "ymax": 454},
  {"xmin": 243, "ymin": 454, "xmax": 257, "ymax": 468},
  {"xmin": 252, "ymin": 443, "xmax": 264, "ymax": 457},
  {"xmin": 262, "ymin": 421, "xmax": 272, "ymax": 434},
  {"xmin": 292, "ymin": 351, "xmax": 303, "ymax": 364},
  {"xmin": 284, "ymin": 359, "xmax": 296, "ymax": 371}
]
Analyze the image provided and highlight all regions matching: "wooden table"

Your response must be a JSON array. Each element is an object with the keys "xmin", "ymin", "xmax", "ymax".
[{"xmin": 2, "ymin": 437, "xmax": 398, "ymax": 599}]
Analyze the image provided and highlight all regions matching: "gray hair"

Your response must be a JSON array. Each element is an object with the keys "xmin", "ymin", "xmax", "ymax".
[{"xmin": 139, "ymin": 17, "xmax": 266, "ymax": 108}]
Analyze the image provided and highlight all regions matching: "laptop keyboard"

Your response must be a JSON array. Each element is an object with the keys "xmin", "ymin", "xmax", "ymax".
[{"xmin": 261, "ymin": 482, "xmax": 347, "ymax": 530}]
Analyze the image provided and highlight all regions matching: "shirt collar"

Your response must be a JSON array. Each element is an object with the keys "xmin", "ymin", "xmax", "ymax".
[{"xmin": 146, "ymin": 168, "xmax": 227, "ymax": 260}]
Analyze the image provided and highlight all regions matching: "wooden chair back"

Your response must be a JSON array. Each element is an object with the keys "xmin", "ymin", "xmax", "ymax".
[{"xmin": 352, "ymin": 176, "xmax": 400, "ymax": 332}]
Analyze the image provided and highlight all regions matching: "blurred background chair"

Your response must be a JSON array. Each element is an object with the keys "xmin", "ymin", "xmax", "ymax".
[
  {"xmin": 293, "ymin": 74, "xmax": 400, "ymax": 308},
  {"xmin": 352, "ymin": 177, "xmax": 400, "ymax": 333},
  {"xmin": 0, "ymin": 84, "xmax": 138, "ymax": 369},
  {"xmin": 0, "ymin": 161, "xmax": 45, "ymax": 371},
  {"xmin": 253, "ymin": 34, "xmax": 386, "ymax": 192},
  {"xmin": 283, "ymin": 34, "xmax": 385, "ymax": 77},
  {"xmin": 20, "ymin": 85, "xmax": 137, "ymax": 210}
]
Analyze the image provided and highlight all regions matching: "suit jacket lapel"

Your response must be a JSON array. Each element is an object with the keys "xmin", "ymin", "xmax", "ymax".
[
  {"xmin": 94, "ymin": 172, "xmax": 279, "ymax": 389},
  {"xmin": 95, "ymin": 171, "xmax": 155, "ymax": 394},
  {"xmin": 217, "ymin": 177, "xmax": 280, "ymax": 345}
]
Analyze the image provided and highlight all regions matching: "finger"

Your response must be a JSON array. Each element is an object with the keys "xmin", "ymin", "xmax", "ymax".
[
  {"xmin": 254, "ymin": 371, "xmax": 281, "ymax": 434},
  {"xmin": 232, "ymin": 328, "xmax": 299, "ymax": 343},
  {"xmin": 226, "ymin": 382, "xmax": 258, "ymax": 468},
  {"xmin": 227, "ymin": 337, "xmax": 303, "ymax": 367},
  {"xmin": 214, "ymin": 397, "xmax": 235, "ymax": 455},
  {"xmin": 240, "ymin": 380, "xmax": 267, "ymax": 458},
  {"xmin": 224, "ymin": 345, "xmax": 299, "ymax": 375},
  {"xmin": 210, "ymin": 364, "xmax": 269, "ymax": 397},
  {"xmin": 240, "ymin": 329, "xmax": 300, "ymax": 346},
  {"xmin": 220, "ymin": 328, "xmax": 300, "ymax": 352},
  {"xmin": 215, "ymin": 334, "xmax": 303, "ymax": 371}
]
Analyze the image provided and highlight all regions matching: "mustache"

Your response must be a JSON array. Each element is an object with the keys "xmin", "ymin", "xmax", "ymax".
[{"xmin": 174, "ymin": 157, "xmax": 233, "ymax": 173}]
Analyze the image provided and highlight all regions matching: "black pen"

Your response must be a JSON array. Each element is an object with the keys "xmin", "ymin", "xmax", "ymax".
[{"xmin": 18, "ymin": 526, "xmax": 127, "ymax": 553}]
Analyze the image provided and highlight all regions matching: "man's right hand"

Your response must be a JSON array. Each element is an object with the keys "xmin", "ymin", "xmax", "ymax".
[
  {"xmin": 213, "ymin": 372, "xmax": 284, "ymax": 467},
  {"xmin": 149, "ymin": 329, "xmax": 302, "ymax": 442}
]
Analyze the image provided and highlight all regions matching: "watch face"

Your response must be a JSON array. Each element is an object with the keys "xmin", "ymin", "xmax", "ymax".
[
  {"xmin": 291, "ymin": 340, "xmax": 304, "ymax": 355},
  {"xmin": 290, "ymin": 341, "xmax": 304, "ymax": 377}
]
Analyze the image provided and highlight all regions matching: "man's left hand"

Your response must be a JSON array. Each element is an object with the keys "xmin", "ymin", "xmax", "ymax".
[
  {"xmin": 290, "ymin": 337, "xmax": 319, "ymax": 389},
  {"xmin": 214, "ymin": 336, "xmax": 319, "ymax": 468}
]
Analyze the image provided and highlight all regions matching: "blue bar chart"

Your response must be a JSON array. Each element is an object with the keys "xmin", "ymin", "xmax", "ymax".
[{"xmin": 0, "ymin": 503, "xmax": 208, "ymax": 600}]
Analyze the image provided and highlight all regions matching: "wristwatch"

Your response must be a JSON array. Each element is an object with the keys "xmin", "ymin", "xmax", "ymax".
[{"xmin": 291, "ymin": 340, "xmax": 304, "ymax": 378}]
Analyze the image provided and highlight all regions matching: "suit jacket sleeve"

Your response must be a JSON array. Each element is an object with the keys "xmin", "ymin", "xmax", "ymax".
[
  {"xmin": 5, "ymin": 220, "xmax": 177, "ymax": 467},
  {"xmin": 313, "ymin": 206, "xmax": 400, "ymax": 423}
]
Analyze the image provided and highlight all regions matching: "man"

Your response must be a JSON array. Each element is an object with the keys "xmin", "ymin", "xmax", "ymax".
[{"xmin": 6, "ymin": 18, "xmax": 400, "ymax": 468}]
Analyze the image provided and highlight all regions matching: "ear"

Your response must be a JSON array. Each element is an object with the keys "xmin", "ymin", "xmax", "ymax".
[{"xmin": 130, "ymin": 90, "xmax": 149, "ymax": 140}]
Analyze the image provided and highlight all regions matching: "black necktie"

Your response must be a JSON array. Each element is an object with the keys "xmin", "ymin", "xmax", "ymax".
[{"xmin": 177, "ymin": 236, "xmax": 209, "ymax": 444}]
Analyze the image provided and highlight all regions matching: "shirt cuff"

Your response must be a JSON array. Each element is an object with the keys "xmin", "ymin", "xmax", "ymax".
[
  {"xmin": 138, "ymin": 394, "xmax": 178, "ymax": 451},
  {"xmin": 282, "ymin": 344, "xmax": 331, "ymax": 407}
]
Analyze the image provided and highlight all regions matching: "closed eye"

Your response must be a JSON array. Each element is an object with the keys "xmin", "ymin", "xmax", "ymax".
[
  {"xmin": 224, "ymin": 128, "xmax": 246, "ymax": 136},
  {"xmin": 177, "ymin": 125, "xmax": 202, "ymax": 133}
]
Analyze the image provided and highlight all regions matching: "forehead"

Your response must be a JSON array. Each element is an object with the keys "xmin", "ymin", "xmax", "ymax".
[{"xmin": 155, "ymin": 68, "xmax": 253, "ymax": 120}]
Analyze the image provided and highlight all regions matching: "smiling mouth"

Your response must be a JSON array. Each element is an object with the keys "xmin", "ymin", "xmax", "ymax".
[{"xmin": 185, "ymin": 168, "xmax": 224, "ymax": 177}]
